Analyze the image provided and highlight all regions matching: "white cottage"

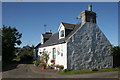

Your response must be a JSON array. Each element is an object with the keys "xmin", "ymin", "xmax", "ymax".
[{"xmin": 38, "ymin": 5, "xmax": 113, "ymax": 70}]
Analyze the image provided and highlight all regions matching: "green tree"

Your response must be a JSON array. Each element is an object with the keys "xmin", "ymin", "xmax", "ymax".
[
  {"xmin": 18, "ymin": 45, "xmax": 34, "ymax": 61},
  {"xmin": 110, "ymin": 46, "xmax": 120, "ymax": 56},
  {"xmin": 1, "ymin": 25, "xmax": 22, "ymax": 64}
]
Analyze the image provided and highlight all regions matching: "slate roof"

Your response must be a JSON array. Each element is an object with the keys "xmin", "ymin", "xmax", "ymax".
[
  {"xmin": 62, "ymin": 22, "xmax": 76, "ymax": 29},
  {"xmin": 40, "ymin": 22, "xmax": 82, "ymax": 48},
  {"xmin": 35, "ymin": 43, "xmax": 41, "ymax": 49}
]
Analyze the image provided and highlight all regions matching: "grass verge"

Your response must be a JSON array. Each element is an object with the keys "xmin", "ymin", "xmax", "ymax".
[{"xmin": 59, "ymin": 68, "xmax": 120, "ymax": 75}]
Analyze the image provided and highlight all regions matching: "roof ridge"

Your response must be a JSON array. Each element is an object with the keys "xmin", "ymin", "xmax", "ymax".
[{"xmin": 62, "ymin": 22, "xmax": 76, "ymax": 25}]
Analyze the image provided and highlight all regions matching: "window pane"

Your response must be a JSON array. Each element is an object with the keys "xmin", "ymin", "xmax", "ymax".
[{"xmin": 60, "ymin": 30, "xmax": 64, "ymax": 37}]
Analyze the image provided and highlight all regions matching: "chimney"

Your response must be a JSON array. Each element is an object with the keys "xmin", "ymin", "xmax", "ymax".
[
  {"xmin": 81, "ymin": 5, "xmax": 96, "ymax": 25},
  {"xmin": 41, "ymin": 31, "xmax": 52, "ymax": 44},
  {"xmin": 88, "ymin": 5, "xmax": 92, "ymax": 11},
  {"xmin": 49, "ymin": 30, "xmax": 52, "ymax": 33}
]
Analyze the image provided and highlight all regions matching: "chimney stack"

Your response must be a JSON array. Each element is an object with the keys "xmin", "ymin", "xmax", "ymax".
[
  {"xmin": 41, "ymin": 31, "xmax": 52, "ymax": 44},
  {"xmin": 81, "ymin": 5, "xmax": 96, "ymax": 25}
]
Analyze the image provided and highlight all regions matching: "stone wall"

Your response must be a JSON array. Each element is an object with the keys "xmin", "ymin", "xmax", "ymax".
[{"xmin": 67, "ymin": 22, "xmax": 113, "ymax": 70}]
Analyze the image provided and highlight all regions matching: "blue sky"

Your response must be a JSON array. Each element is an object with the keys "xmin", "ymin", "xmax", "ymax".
[{"xmin": 2, "ymin": 2, "xmax": 118, "ymax": 47}]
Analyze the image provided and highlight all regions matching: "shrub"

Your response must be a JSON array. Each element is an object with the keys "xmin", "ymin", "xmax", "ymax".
[
  {"xmin": 58, "ymin": 65, "xmax": 64, "ymax": 69},
  {"xmin": 40, "ymin": 63, "xmax": 46, "ymax": 67},
  {"xmin": 110, "ymin": 46, "xmax": 120, "ymax": 56},
  {"xmin": 55, "ymin": 64, "xmax": 64, "ymax": 69},
  {"xmin": 55, "ymin": 65, "xmax": 64, "ymax": 69},
  {"xmin": 91, "ymin": 68, "xmax": 98, "ymax": 71},
  {"xmin": 62, "ymin": 69, "xmax": 69, "ymax": 72},
  {"xmin": 33, "ymin": 61, "xmax": 36, "ymax": 64},
  {"xmin": 33, "ymin": 60, "xmax": 39, "ymax": 65}
]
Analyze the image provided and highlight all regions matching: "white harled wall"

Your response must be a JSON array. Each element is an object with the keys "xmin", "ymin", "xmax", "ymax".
[{"xmin": 38, "ymin": 43, "xmax": 67, "ymax": 69}]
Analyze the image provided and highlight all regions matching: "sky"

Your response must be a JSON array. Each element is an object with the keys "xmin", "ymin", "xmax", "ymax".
[
  {"xmin": 2, "ymin": 2, "xmax": 118, "ymax": 47},
  {"xmin": 119, "ymin": 2, "xmax": 120, "ymax": 46},
  {"xmin": 0, "ymin": 2, "xmax": 2, "ymax": 28}
]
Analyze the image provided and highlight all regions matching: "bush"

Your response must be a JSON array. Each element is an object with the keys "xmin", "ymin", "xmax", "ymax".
[
  {"xmin": 62, "ymin": 69, "xmax": 69, "ymax": 72},
  {"xmin": 55, "ymin": 64, "xmax": 64, "ymax": 69},
  {"xmin": 59, "ymin": 65, "xmax": 64, "ymax": 69},
  {"xmin": 40, "ymin": 63, "xmax": 46, "ymax": 67},
  {"xmin": 33, "ymin": 60, "xmax": 40, "ymax": 65},
  {"xmin": 91, "ymin": 68, "xmax": 98, "ymax": 71},
  {"xmin": 110, "ymin": 46, "xmax": 120, "ymax": 56}
]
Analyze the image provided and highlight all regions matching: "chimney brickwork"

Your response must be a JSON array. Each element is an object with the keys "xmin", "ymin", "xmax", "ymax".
[{"xmin": 81, "ymin": 5, "xmax": 96, "ymax": 25}]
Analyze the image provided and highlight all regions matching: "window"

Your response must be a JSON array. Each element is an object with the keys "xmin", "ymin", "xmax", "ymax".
[
  {"xmin": 61, "ymin": 53, "xmax": 63, "ymax": 56},
  {"xmin": 60, "ymin": 30, "xmax": 64, "ymax": 37},
  {"xmin": 53, "ymin": 48, "xmax": 56, "ymax": 59},
  {"xmin": 53, "ymin": 48, "xmax": 56, "ymax": 53}
]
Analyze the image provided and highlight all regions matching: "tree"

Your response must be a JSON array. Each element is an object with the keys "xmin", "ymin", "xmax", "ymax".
[
  {"xmin": 17, "ymin": 45, "xmax": 34, "ymax": 61},
  {"xmin": 110, "ymin": 46, "xmax": 120, "ymax": 56},
  {"xmin": 1, "ymin": 25, "xmax": 22, "ymax": 64},
  {"xmin": 110, "ymin": 46, "xmax": 120, "ymax": 67}
]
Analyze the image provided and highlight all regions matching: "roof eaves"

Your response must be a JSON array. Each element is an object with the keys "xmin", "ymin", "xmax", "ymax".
[{"xmin": 40, "ymin": 41, "xmax": 66, "ymax": 48}]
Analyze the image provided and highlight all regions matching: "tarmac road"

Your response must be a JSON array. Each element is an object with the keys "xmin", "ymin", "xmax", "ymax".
[{"xmin": 2, "ymin": 64, "xmax": 120, "ymax": 78}]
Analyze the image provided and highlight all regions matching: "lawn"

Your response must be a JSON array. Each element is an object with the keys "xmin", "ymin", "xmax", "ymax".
[{"xmin": 60, "ymin": 68, "xmax": 120, "ymax": 74}]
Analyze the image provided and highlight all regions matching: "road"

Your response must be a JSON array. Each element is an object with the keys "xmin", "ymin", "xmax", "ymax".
[{"xmin": 2, "ymin": 64, "xmax": 119, "ymax": 78}]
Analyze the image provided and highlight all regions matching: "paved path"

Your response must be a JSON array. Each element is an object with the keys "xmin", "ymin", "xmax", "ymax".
[
  {"xmin": 0, "ymin": 72, "xmax": 2, "ymax": 79},
  {"xmin": 2, "ymin": 64, "xmax": 119, "ymax": 78}
]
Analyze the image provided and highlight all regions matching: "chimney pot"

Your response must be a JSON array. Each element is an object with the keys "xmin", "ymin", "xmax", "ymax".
[
  {"xmin": 49, "ymin": 30, "xmax": 52, "ymax": 33},
  {"xmin": 88, "ymin": 5, "xmax": 92, "ymax": 11}
]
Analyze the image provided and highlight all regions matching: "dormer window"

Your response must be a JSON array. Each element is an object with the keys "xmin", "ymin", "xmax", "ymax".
[
  {"xmin": 60, "ymin": 30, "xmax": 64, "ymax": 37},
  {"xmin": 58, "ymin": 22, "xmax": 75, "ymax": 39}
]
